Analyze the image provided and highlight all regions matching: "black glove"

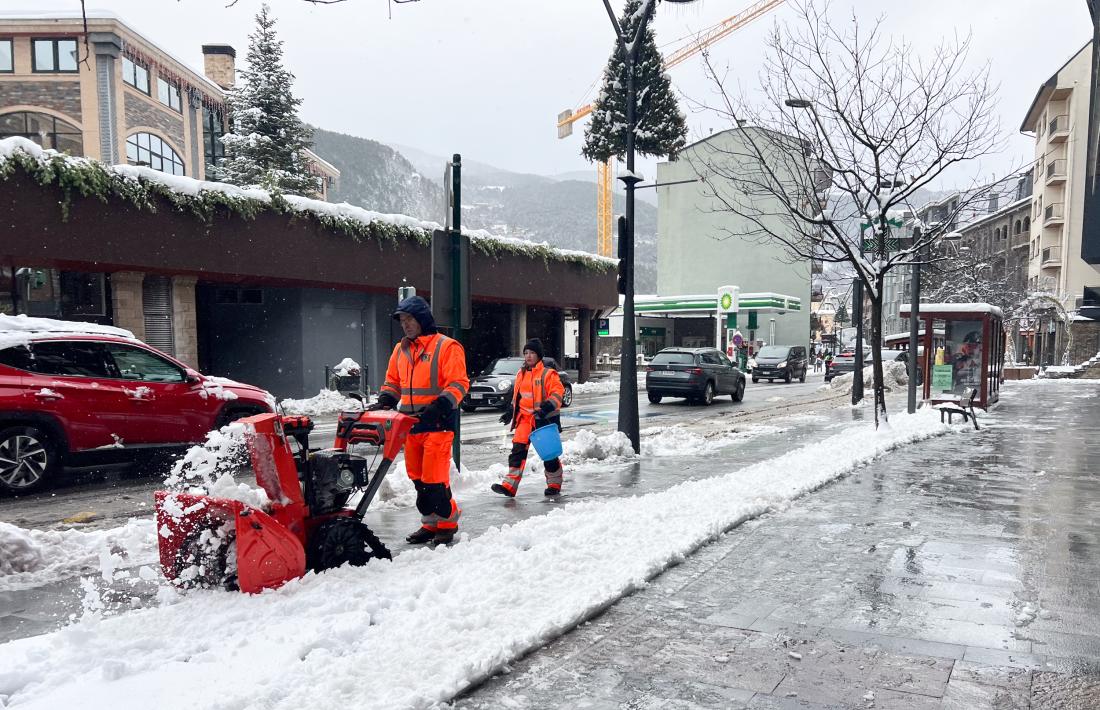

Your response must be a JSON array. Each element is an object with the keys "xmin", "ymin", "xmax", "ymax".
[
  {"xmin": 369, "ymin": 392, "xmax": 397, "ymax": 411},
  {"xmin": 415, "ymin": 482, "xmax": 453, "ymax": 518},
  {"xmin": 415, "ymin": 397, "xmax": 452, "ymax": 430},
  {"xmin": 538, "ymin": 401, "xmax": 556, "ymax": 417},
  {"xmin": 498, "ymin": 408, "xmax": 513, "ymax": 425}
]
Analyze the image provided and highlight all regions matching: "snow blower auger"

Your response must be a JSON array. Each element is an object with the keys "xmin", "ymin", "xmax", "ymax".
[{"xmin": 155, "ymin": 410, "xmax": 416, "ymax": 593}]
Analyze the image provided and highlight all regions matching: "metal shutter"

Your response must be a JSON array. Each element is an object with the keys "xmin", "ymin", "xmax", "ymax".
[{"xmin": 142, "ymin": 275, "xmax": 175, "ymax": 355}]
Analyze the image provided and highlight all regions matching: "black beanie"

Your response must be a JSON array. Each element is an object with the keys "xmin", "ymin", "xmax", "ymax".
[{"xmin": 523, "ymin": 338, "xmax": 544, "ymax": 360}]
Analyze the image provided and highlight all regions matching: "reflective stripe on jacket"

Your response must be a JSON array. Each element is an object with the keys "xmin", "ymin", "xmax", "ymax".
[
  {"xmin": 380, "ymin": 333, "xmax": 469, "ymax": 414},
  {"xmin": 511, "ymin": 361, "xmax": 564, "ymax": 416}
]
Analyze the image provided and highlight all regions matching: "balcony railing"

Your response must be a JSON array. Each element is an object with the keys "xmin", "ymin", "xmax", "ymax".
[
  {"xmin": 1048, "ymin": 114, "xmax": 1069, "ymax": 142},
  {"xmin": 1044, "ymin": 202, "xmax": 1065, "ymax": 225},
  {"xmin": 1045, "ymin": 158, "xmax": 1067, "ymax": 184},
  {"xmin": 1041, "ymin": 245, "xmax": 1061, "ymax": 266}
]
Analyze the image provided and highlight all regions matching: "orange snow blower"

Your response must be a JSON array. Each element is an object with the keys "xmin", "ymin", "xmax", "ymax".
[{"xmin": 155, "ymin": 409, "xmax": 415, "ymax": 594}]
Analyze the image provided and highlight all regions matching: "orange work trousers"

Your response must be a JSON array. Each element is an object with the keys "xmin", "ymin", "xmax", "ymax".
[{"xmin": 405, "ymin": 431, "xmax": 461, "ymax": 531}]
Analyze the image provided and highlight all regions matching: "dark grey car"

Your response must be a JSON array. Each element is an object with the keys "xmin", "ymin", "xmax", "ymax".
[
  {"xmin": 645, "ymin": 347, "xmax": 746, "ymax": 405},
  {"xmin": 462, "ymin": 357, "xmax": 573, "ymax": 412},
  {"xmin": 751, "ymin": 345, "xmax": 808, "ymax": 384}
]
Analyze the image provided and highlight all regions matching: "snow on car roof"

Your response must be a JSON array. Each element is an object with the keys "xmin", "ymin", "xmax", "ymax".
[{"xmin": 0, "ymin": 314, "xmax": 136, "ymax": 350}]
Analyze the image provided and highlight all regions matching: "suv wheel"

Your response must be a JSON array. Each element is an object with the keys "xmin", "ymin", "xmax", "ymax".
[
  {"xmin": 799, "ymin": 367, "xmax": 806, "ymax": 383},
  {"xmin": 700, "ymin": 381, "xmax": 715, "ymax": 406},
  {"xmin": 648, "ymin": 392, "xmax": 662, "ymax": 404},
  {"xmin": 784, "ymin": 370, "xmax": 793, "ymax": 384},
  {"xmin": 0, "ymin": 426, "xmax": 57, "ymax": 494},
  {"xmin": 561, "ymin": 384, "xmax": 573, "ymax": 408},
  {"xmin": 732, "ymin": 379, "xmax": 745, "ymax": 402}
]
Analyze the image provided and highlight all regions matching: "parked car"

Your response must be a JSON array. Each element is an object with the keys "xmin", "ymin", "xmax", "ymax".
[
  {"xmin": 645, "ymin": 347, "xmax": 746, "ymax": 405},
  {"xmin": 0, "ymin": 317, "xmax": 274, "ymax": 494},
  {"xmin": 750, "ymin": 345, "xmax": 809, "ymax": 384},
  {"xmin": 462, "ymin": 356, "xmax": 574, "ymax": 412},
  {"xmin": 825, "ymin": 346, "xmax": 870, "ymax": 382}
]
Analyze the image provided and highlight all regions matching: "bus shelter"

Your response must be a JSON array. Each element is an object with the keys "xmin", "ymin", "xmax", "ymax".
[{"xmin": 899, "ymin": 303, "xmax": 1004, "ymax": 410}]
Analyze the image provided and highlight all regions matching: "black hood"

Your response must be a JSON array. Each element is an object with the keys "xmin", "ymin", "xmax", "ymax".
[{"xmin": 392, "ymin": 295, "xmax": 437, "ymax": 335}]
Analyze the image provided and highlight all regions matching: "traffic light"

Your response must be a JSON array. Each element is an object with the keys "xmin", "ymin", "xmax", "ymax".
[{"xmin": 616, "ymin": 216, "xmax": 630, "ymax": 295}]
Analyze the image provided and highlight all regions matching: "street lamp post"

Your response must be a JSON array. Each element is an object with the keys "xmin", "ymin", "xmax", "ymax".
[
  {"xmin": 906, "ymin": 226, "xmax": 923, "ymax": 414},
  {"xmin": 600, "ymin": 0, "xmax": 695, "ymax": 454}
]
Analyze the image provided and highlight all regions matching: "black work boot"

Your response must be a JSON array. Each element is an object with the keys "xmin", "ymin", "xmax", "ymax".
[
  {"xmin": 544, "ymin": 486, "xmax": 561, "ymax": 496},
  {"xmin": 405, "ymin": 527, "xmax": 435, "ymax": 544},
  {"xmin": 491, "ymin": 483, "xmax": 516, "ymax": 498},
  {"xmin": 430, "ymin": 529, "xmax": 456, "ymax": 546}
]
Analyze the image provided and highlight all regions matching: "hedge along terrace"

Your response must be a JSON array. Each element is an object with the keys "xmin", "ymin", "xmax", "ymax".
[{"xmin": 0, "ymin": 137, "xmax": 616, "ymax": 275}]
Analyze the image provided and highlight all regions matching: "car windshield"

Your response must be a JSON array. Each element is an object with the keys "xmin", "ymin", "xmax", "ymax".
[
  {"xmin": 651, "ymin": 352, "xmax": 694, "ymax": 365},
  {"xmin": 757, "ymin": 346, "xmax": 790, "ymax": 359},
  {"xmin": 484, "ymin": 358, "xmax": 521, "ymax": 375}
]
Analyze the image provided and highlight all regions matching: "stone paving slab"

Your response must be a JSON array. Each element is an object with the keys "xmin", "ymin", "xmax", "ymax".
[{"xmin": 453, "ymin": 382, "xmax": 1100, "ymax": 708}]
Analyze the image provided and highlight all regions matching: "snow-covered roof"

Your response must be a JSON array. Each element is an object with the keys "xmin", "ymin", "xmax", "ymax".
[
  {"xmin": 899, "ymin": 303, "xmax": 1004, "ymax": 318},
  {"xmin": 0, "ymin": 314, "xmax": 136, "ymax": 350},
  {"xmin": 0, "ymin": 137, "xmax": 616, "ymax": 272}
]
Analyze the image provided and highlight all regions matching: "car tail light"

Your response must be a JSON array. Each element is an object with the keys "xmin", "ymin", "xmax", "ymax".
[
  {"xmin": 646, "ymin": 366, "xmax": 654, "ymax": 372},
  {"xmin": 690, "ymin": 367, "xmax": 703, "ymax": 375}
]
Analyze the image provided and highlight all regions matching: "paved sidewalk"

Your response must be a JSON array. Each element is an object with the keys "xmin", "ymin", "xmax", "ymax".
[{"xmin": 455, "ymin": 381, "xmax": 1100, "ymax": 709}]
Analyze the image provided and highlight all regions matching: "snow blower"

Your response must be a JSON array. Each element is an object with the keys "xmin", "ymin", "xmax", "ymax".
[{"xmin": 155, "ymin": 410, "xmax": 415, "ymax": 593}]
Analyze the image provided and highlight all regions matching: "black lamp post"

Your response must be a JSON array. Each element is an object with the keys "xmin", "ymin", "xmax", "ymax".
[{"xmin": 600, "ymin": 0, "xmax": 696, "ymax": 453}]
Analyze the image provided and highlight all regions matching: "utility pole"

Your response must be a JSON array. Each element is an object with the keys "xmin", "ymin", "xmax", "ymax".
[
  {"xmin": 852, "ymin": 226, "xmax": 865, "ymax": 405},
  {"xmin": 906, "ymin": 226, "xmax": 922, "ymax": 414},
  {"xmin": 450, "ymin": 154, "xmax": 463, "ymax": 468}
]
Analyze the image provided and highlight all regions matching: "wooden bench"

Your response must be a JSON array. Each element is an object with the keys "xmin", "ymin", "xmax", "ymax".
[{"xmin": 938, "ymin": 388, "xmax": 979, "ymax": 430}]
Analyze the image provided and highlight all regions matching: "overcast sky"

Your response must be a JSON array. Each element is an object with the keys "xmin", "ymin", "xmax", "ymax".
[{"xmin": 33, "ymin": 0, "xmax": 1096, "ymax": 186}]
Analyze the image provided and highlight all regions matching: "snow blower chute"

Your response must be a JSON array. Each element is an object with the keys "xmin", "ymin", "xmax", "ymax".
[{"xmin": 155, "ymin": 410, "xmax": 415, "ymax": 593}]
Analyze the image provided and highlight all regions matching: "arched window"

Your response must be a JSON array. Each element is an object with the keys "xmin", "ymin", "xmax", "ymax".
[
  {"xmin": 994, "ymin": 228, "xmax": 1000, "ymax": 241},
  {"xmin": 0, "ymin": 111, "xmax": 83, "ymax": 155},
  {"xmin": 1015, "ymin": 219, "xmax": 1022, "ymax": 235},
  {"xmin": 125, "ymin": 132, "xmax": 184, "ymax": 175},
  {"xmin": 1024, "ymin": 216, "xmax": 1030, "ymax": 233}
]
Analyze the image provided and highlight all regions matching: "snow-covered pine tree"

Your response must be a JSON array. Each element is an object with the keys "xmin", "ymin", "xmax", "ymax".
[
  {"xmin": 582, "ymin": 0, "xmax": 687, "ymax": 163},
  {"xmin": 216, "ymin": 4, "xmax": 318, "ymax": 197}
]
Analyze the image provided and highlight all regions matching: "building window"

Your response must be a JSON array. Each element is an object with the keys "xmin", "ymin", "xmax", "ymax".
[
  {"xmin": 32, "ymin": 38, "xmax": 78, "ymax": 73},
  {"xmin": 994, "ymin": 228, "xmax": 1000, "ymax": 241},
  {"xmin": 203, "ymin": 105, "xmax": 226, "ymax": 173},
  {"xmin": 156, "ymin": 77, "xmax": 182, "ymax": 112},
  {"xmin": 0, "ymin": 39, "xmax": 13, "ymax": 72},
  {"xmin": 125, "ymin": 132, "xmax": 185, "ymax": 175},
  {"xmin": 122, "ymin": 56, "xmax": 150, "ymax": 94},
  {"xmin": 1015, "ymin": 219, "xmax": 1022, "ymax": 235},
  {"xmin": 0, "ymin": 111, "xmax": 83, "ymax": 155},
  {"xmin": 1024, "ymin": 216, "xmax": 1030, "ymax": 233}
]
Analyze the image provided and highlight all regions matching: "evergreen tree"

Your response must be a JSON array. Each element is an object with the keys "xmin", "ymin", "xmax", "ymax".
[
  {"xmin": 216, "ymin": 4, "xmax": 317, "ymax": 196},
  {"xmin": 834, "ymin": 303, "xmax": 849, "ymax": 327},
  {"xmin": 582, "ymin": 0, "xmax": 687, "ymax": 164}
]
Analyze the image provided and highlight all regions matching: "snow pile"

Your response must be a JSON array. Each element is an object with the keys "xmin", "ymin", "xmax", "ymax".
[
  {"xmin": 163, "ymin": 424, "xmax": 255, "ymax": 499},
  {"xmin": 640, "ymin": 425, "xmax": 784, "ymax": 458},
  {"xmin": 0, "ymin": 409, "xmax": 951, "ymax": 710},
  {"xmin": 0, "ymin": 313, "xmax": 135, "ymax": 349},
  {"xmin": 824, "ymin": 360, "xmax": 909, "ymax": 395},
  {"xmin": 368, "ymin": 459, "xmax": 506, "ymax": 511},
  {"xmin": 0, "ymin": 522, "xmax": 44, "ymax": 575},
  {"xmin": 197, "ymin": 380, "xmax": 238, "ymax": 402},
  {"xmin": 570, "ymin": 378, "xmax": 618, "ymax": 395},
  {"xmin": 560, "ymin": 429, "xmax": 636, "ymax": 462},
  {"xmin": 0, "ymin": 519, "xmax": 157, "ymax": 593},
  {"xmin": 280, "ymin": 389, "xmax": 365, "ymax": 416}
]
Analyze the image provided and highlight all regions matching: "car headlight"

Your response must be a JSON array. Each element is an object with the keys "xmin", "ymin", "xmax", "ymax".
[
  {"xmin": 777, "ymin": 361, "xmax": 787, "ymax": 368},
  {"xmin": 497, "ymin": 379, "xmax": 513, "ymax": 391}
]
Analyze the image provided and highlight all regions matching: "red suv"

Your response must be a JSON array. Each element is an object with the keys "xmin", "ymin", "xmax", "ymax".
[{"xmin": 0, "ymin": 319, "xmax": 274, "ymax": 494}]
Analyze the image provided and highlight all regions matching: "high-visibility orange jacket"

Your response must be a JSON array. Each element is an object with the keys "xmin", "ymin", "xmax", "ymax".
[
  {"xmin": 511, "ymin": 361, "xmax": 564, "ymax": 418},
  {"xmin": 380, "ymin": 333, "xmax": 469, "ymax": 416}
]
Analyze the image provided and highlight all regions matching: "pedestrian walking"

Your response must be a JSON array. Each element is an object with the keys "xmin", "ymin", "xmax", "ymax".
[
  {"xmin": 491, "ymin": 338, "xmax": 566, "ymax": 497},
  {"xmin": 373, "ymin": 296, "xmax": 469, "ymax": 546}
]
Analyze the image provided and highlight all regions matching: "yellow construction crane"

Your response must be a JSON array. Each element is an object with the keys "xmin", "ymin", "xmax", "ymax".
[{"xmin": 556, "ymin": 0, "xmax": 785, "ymax": 257}]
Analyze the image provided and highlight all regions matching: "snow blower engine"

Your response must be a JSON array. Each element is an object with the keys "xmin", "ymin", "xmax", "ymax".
[{"xmin": 154, "ymin": 409, "xmax": 415, "ymax": 593}]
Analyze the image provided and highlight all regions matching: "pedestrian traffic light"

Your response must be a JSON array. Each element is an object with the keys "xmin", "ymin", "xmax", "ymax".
[{"xmin": 616, "ymin": 215, "xmax": 630, "ymax": 295}]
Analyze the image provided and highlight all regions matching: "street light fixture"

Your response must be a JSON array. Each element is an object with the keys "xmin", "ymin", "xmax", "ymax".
[{"xmin": 600, "ymin": 0, "xmax": 698, "ymax": 454}]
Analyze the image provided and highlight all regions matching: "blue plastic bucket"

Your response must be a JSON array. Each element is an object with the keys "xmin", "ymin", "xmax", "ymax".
[{"xmin": 529, "ymin": 423, "xmax": 563, "ymax": 461}]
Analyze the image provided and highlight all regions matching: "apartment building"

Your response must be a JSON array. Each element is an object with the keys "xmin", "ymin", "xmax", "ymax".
[
  {"xmin": 1021, "ymin": 40, "xmax": 1100, "ymax": 364},
  {"xmin": 0, "ymin": 10, "xmax": 337, "ymax": 193}
]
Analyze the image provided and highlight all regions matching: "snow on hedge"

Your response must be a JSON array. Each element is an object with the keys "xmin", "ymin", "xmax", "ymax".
[
  {"xmin": 0, "ymin": 137, "xmax": 615, "ymax": 273},
  {"xmin": 0, "ymin": 409, "xmax": 951, "ymax": 710}
]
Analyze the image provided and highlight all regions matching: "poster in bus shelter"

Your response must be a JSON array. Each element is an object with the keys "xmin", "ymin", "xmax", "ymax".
[{"xmin": 931, "ymin": 365, "xmax": 954, "ymax": 392}]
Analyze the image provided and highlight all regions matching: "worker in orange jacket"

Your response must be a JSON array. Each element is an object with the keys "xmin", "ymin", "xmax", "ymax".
[
  {"xmin": 374, "ymin": 296, "xmax": 469, "ymax": 545},
  {"xmin": 491, "ymin": 338, "xmax": 565, "ymax": 497}
]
